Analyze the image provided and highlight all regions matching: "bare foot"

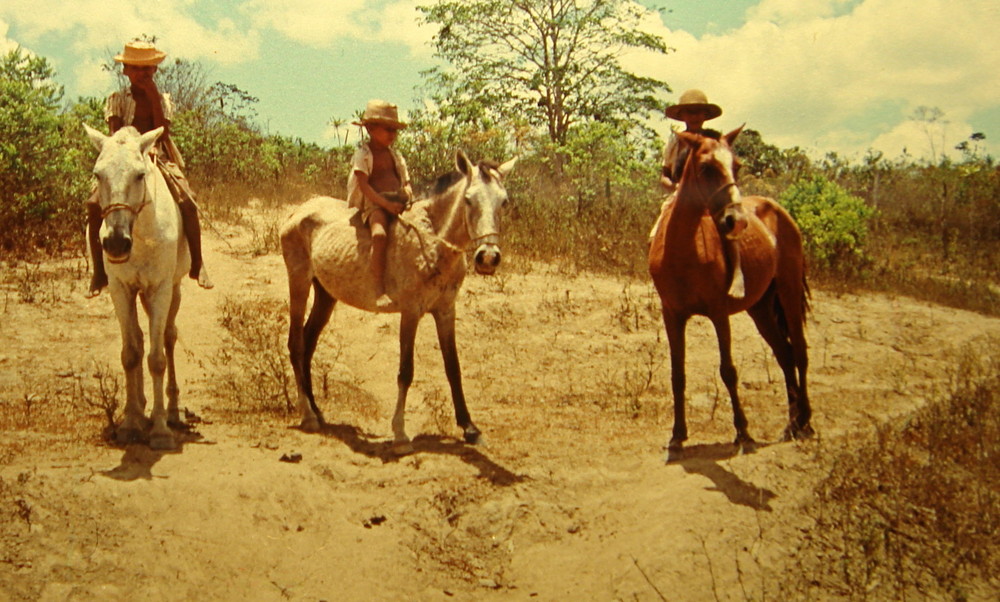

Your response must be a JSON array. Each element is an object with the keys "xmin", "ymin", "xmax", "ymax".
[
  {"xmin": 728, "ymin": 267, "xmax": 745, "ymax": 300},
  {"xmin": 86, "ymin": 275, "xmax": 107, "ymax": 298},
  {"xmin": 375, "ymin": 294, "xmax": 394, "ymax": 310},
  {"xmin": 194, "ymin": 266, "xmax": 214, "ymax": 289}
]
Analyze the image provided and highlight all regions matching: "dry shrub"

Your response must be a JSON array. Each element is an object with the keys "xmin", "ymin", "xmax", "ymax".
[
  {"xmin": 207, "ymin": 294, "xmax": 349, "ymax": 418},
  {"xmin": 208, "ymin": 295, "xmax": 298, "ymax": 415},
  {"xmin": 0, "ymin": 362, "xmax": 119, "ymax": 438},
  {"xmin": 790, "ymin": 336, "xmax": 1000, "ymax": 600}
]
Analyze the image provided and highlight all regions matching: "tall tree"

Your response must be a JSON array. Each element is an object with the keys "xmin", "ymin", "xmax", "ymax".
[{"xmin": 418, "ymin": 0, "xmax": 672, "ymax": 145}]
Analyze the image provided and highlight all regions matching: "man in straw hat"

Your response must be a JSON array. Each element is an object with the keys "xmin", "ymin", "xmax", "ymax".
[
  {"xmin": 653, "ymin": 89, "xmax": 745, "ymax": 299},
  {"xmin": 347, "ymin": 99, "xmax": 413, "ymax": 308},
  {"xmin": 85, "ymin": 40, "xmax": 212, "ymax": 297}
]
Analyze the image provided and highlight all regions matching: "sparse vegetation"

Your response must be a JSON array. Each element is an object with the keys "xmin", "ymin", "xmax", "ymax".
[
  {"xmin": 2, "ymin": 27, "xmax": 1000, "ymax": 602},
  {"xmin": 207, "ymin": 295, "xmax": 300, "ymax": 415},
  {"xmin": 783, "ymin": 337, "xmax": 1000, "ymax": 599}
]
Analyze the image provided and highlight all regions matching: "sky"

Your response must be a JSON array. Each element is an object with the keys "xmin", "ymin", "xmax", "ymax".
[{"xmin": 2, "ymin": 0, "xmax": 998, "ymax": 163}]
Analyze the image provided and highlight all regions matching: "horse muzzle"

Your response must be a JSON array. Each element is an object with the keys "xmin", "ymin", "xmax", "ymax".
[
  {"xmin": 102, "ymin": 233, "xmax": 133, "ymax": 263},
  {"xmin": 474, "ymin": 243, "xmax": 502, "ymax": 275}
]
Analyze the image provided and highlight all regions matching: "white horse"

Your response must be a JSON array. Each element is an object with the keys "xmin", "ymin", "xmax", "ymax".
[
  {"xmin": 84, "ymin": 124, "xmax": 189, "ymax": 450},
  {"xmin": 280, "ymin": 150, "xmax": 515, "ymax": 453}
]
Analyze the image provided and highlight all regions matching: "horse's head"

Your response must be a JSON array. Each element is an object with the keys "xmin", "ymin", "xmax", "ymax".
[
  {"xmin": 84, "ymin": 124, "xmax": 162, "ymax": 263},
  {"xmin": 454, "ymin": 150, "xmax": 516, "ymax": 275},
  {"xmin": 677, "ymin": 125, "xmax": 748, "ymax": 238}
]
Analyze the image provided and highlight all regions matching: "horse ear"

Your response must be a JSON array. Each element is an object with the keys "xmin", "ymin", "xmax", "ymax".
[
  {"xmin": 455, "ymin": 149, "xmax": 473, "ymax": 177},
  {"xmin": 497, "ymin": 157, "xmax": 517, "ymax": 177},
  {"xmin": 724, "ymin": 124, "xmax": 745, "ymax": 147},
  {"xmin": 83, "ymin": 123, "xmax": 107, "ymax": 151},
  {"xmin": 139, "ymin": 127, "xmax": 164, "ymax": 155}
]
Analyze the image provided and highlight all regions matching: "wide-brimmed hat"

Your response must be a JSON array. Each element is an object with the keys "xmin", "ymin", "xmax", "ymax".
[
  {"xmin": 664, "ymin": 89, "xmax": 722, "ymax": 121},
  {"xmin": 353, "ymin": 99, "xmax": 407, "ymax": 130},
  {"xmin": 114, "ymin": 42, "xmax": 167, "ymax": 66}
]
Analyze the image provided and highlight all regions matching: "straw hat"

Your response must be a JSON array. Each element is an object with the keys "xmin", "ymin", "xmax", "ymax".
[
  {"xmin": 353, "ymin": 99, "xmax": 408, "ymax": 130},
  {"xmin": 664, "ymin": 89, "xmax": 722, "ymax": 121},
  {"xmin": 114, "ymin": 41, "xmax": 167, "ymax": 66}
]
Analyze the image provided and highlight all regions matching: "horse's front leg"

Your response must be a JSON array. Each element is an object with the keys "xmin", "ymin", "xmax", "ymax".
[
  {"xmin": 110, "ymin": 284, "xmax": 147, "ymax": 444},
  {"xmin": 144, "ymin": 284, "xmax": 177, "ymax": 450},
  {"xmin": 164, "ymin": 283, "xmax": 182, "ymax": 427},
  {"xmin": 391, "ymin": 311, "xmax": 421, "ymax": 454},
  {"xmin": 432, "ymin": 304, "xmax": 480, "ymax": 444},
  {"xmin": 663, "ymin": 310, "xmax": 689, "ymax": 462},
  {"xmin": 710, "ymin": 315, "xmax": 754, "ymax": 453}
]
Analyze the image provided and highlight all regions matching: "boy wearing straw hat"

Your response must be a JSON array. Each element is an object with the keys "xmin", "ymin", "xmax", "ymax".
[
  {"xmin": 653, "ymin": 89, "xmax": 745, "ymax": 299},
  {"xmin": 347, "ymin": 99, "xmax": 413, "ymax": 309},
  {"xmin": 85, "ymin": 40, "xmax": 212, "ymax": 297}
]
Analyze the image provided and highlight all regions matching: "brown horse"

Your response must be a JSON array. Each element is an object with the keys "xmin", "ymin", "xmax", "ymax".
[{"xmin": 648, "ymin": 126, "xmax": 813, "ymax": 461}]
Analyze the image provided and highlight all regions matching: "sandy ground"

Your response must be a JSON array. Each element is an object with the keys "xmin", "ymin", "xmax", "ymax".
[{"xmin": 2, "ymin": 214, "xmax": 999, "ymax": 601}]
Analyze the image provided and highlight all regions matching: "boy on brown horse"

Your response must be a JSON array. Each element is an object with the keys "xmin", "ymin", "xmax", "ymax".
[
  {"xmin": 655, "ymin": 89, "xmax": 746, "ymax": 299},
  {"xmin": 86, "ymin": 41, "xmax": 212, "ymax": 297}
]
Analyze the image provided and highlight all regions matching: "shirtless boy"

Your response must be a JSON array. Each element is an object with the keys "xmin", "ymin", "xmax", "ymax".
[{"xmin": 347, "ymin": 99, "xmax": 413, "ymax": 309}]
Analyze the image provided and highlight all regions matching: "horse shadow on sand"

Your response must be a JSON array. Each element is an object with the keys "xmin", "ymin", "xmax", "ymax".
[
  {"xmin": 100, "ymin": 419, "xmax": 208, "ymax": 482},
  {"xmin": 312, "ymin": 422, "xmax": 525, "ymax": 487},
  {"xmin": 669, "ymin": 441, "xmax": 778, "ymax": 511}
]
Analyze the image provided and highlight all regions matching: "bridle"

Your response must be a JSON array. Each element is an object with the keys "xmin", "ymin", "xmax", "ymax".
[
  {"xmin": 99, "ymin": 160, "xmax": 154, "ymax": 220},
  {"xmin": 101, "ymin": 199, "xmax": 151, "ymax": 219}
]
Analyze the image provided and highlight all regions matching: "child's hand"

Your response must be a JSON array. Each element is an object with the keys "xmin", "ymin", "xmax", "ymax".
[{"xmin": 381, "ymin": 196, "xmax": 404, "ymax": 215}]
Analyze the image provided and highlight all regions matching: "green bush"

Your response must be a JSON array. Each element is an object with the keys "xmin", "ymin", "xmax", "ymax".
[
  {"xmin": 0, "ymin": 48, "xmax": 93, "ymax": 256},
  {"xmin": 779, "ymin": 174, "xmax": 876, "ymax": 274}
]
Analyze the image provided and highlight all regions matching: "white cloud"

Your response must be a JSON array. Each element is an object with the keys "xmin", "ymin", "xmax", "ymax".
[
  {"xmin": 631, "ymin": 0, "xmax": 1000, "ymax": 161},
  {"xmin": 0, "ymin": 0, "xmax": 261, "ymax": 67},
  {"xmin": 243, "ymin": 0, "xmax": 433, "ymax": 56}
]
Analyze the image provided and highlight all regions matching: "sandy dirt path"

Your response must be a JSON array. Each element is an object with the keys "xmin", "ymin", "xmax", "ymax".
[{"xmin": 2, "ymin": 217, "xmax": 998, "ymax": 601}]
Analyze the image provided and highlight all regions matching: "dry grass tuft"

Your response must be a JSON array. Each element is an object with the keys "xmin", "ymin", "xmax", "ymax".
[{"xmin": 786, "ymin": 336, "xmax": 1000, "ymax": 600}]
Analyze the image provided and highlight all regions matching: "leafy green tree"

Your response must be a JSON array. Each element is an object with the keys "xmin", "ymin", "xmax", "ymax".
[
  {"xmin": 418, "ymin": 0, "xmax": 672, "ymax": 145},
  {"xmin": 0, "ymin": 48, "xmax": 91, "ymax": 254},
  {"xmin": 779, "ymin": 175, "xmax": 875, "ymax": 274}
]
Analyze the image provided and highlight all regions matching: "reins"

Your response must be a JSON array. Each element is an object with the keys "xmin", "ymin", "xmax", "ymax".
[{"xmin": 394, "ymin": 180, "xmax": 502, "ymax": 258}]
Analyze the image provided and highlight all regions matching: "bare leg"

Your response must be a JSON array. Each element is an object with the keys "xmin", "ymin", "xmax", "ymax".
[
  {"xmin": 86, "ymin": 200, "xmax": 108, "ymax": 298},
  {"xmin": 178, "ymin": 199, "xmax": 212, "ymax": 289},
  {"xmin": 369, "ymin": 210, "xmax": 392, "ymax": 309},
  {"xmin": 725, "ymin": 237, "xmax": 745, "ymax": 300}
]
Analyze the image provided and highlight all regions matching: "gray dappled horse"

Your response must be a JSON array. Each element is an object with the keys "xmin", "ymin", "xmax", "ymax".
[{"xmin": 280, "ymin": 150, "xmax": 515, "ymax": 453}]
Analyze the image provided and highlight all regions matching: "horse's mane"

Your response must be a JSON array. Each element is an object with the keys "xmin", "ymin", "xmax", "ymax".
[{"xmin": 431, "ymin": 161, "xmax": 501, "ymax": 195}]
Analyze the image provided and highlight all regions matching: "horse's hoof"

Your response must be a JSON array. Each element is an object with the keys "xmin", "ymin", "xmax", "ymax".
[
  {"xmin": 735, "ymin": 435, "xmax": 757, "ymax": 455},
  {"xmin": 463, "ymin": 426, "xmax": 482, "ymax": 445},
  {"xmin": 390, "ymin": 440, "xmax": 414, "ymax": 456},
  {"xmin": 115, "ymin": 428, "xmax": 142, "ymax": 445},
  {"xmin": 149, "ymin": 433, "xmax": 176, "ymax": 451},
  {"xmin": 299, "ymin": 417, "xmax": 321, "ymax": 433},
  {"xmin": 783, "ymin": 423, "xmax": 815, "ymax": 441},
  {"xmin": 665, "ymin": 441, "xmax": 684, "ymax": 463}
]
